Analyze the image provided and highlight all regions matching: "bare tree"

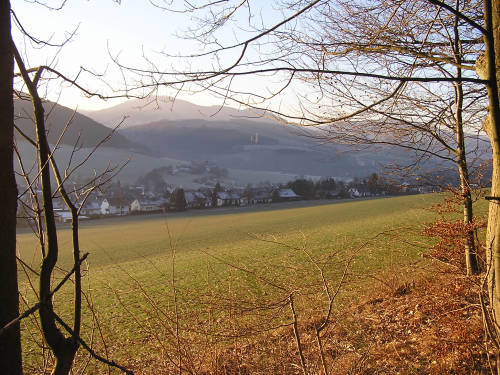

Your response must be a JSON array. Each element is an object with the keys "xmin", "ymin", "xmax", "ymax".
[
  {"xmin": 481, "ymin": 0, "xmax": 500, "ymax": 348},
  {"xmin": 119, "ymin": 0, "xmax": 500, "ymax": 341},
  {"xmin": 14, "ymin": 43, "xmax": 87, "ymax": 373},
  {"xmin": 0, "ymin": 2, "xmax": 135, "ymax": 374},
  {"xmin": 0, "ymin": 1, "xmax": 22, "ymax": 374},
  {"xmin": 1, "ymin": 1, "xmax": 499, "ymax": 372},
  {"xmin": 279, "ymin": 0, "xmax": 487, "ymax": 275},
  {"xmin": 119, "ymin": 1, "xmax": 488, "ymax": 278}
]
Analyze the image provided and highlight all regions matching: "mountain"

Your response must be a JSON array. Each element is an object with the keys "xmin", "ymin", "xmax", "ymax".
[
  {"xmin": 14, "ymin": 141, "xmax": 298, "ymax": 187},
  {"xmin": 84, "ymin": 97, "xmax": 381, "ymax": 177},
  {"xmin": 81, "ymin": 97, "xmax": 273, "ymax": 128},
  {"xmin": 15, "ymin": 97, "xmax": 485, "ymax": 188},
  {"xmin": 118, "ymin": 118, "xmax": 417, "ymax": 177},
  {"xmin": 14, "ymin": 98, "xmax": 146, "ymax": 152},
  {"xmin": 12, "ymin": 97, "xmax": 313, "ymax": 186},
  {"xmin": 82, "ymin": 97, "xmax": 487, "ymax": 182}
]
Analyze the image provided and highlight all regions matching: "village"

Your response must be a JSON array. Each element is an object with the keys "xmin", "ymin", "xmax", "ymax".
[{"xmin": 18, "ymin": 174, "xmax": 433, "ymax": 224}]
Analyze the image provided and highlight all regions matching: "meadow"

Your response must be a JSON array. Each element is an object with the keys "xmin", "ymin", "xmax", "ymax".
[{"xmin": 17, "ymin": 194, "xmax": 480, "ymax": 373}]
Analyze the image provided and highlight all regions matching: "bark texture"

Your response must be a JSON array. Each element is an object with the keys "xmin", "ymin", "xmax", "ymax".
[
  {"xmin": 12, "ymin": 41, "xmax": 80, "ymax": 374},
  {"xmin": 454, "ymin": 44, "xmax": 479, "ymax": 275},
  {"xmin": 0, "ymin": 1, "xmax": 23, "ymax": 374},
  {"xmin": 484, "ymin": 0, "xmax": 500, "ymax": 324}
]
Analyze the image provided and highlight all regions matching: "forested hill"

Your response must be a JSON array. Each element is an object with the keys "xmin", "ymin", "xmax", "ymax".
[
  {"xmin": 81, "ymin": 97, "xmax": 273, "ymax": 128},
  {"xmin": 76, "ymin": 97, "xmax": 489, "ymax": 180},
  {"xmin": 119, "ymin": 118, "xmax": 424, "ymax": 177},
  {"xmin": 14, "ymin": 98, "xmax": 146, "ymax": 152}
]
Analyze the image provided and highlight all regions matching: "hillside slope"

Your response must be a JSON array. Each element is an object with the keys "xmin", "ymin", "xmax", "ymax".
[
  {"xmin": 83, "ymin": 97, "xmax": 488, "ymax": 181},
  {"xmin": 81, "ymin": 97, "xmax": 272, "ymax": 128},
  {"xmin": 14, "ymin": 98, "xmax": 146, "ymax": 152},
  {"xmin": 119, "ymin": 118, "xmax": 426, "ymax": 177},
  {"xmin": 14, "ymin": 140, "xmax": 298, "ymax": 186}
]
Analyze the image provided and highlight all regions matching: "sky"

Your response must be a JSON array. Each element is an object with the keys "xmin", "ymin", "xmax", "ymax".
[{"xmin": 11, "ymin": 0, "xmax": 289, "ymax": 111}]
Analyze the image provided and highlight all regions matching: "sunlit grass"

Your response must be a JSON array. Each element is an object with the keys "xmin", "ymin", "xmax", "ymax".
[{"xmin": 17, "ymin": 194, "xmax": 488, "ymax": 373}]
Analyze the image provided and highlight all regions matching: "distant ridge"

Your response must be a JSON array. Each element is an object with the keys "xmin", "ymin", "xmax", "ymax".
[
  {"xmin": 118, "ymin": 117, "xmax": 412, "ymax": 177},
  {"xmin": 16, "ymin": 97, "xmax": 479, "ymax": 185},
  {"xmin": 14, "ymin": 98, "xmax": 147, "ymax": 152},
  {"xmin": 81, "ymin": 97, "xmax": 275, "ymax": 128}
]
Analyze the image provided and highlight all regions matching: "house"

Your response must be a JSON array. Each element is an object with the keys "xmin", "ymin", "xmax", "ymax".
[
  {"xmin": 101, "ymin": 198, "xmax": 130, "ymax": 216},
  {"xmin": 348, "ymin": 187, "xmax": 361, "ymax": 198},
  {"xmin": 324, "ymin": 188, "xmax": 343, "ymax": 199},
  {"xmin": 52, "ymin": 197, "xmax": 66, "ymax": 210},
  {"xmin": 78, "ymin": 200, "xmax": 102, "ymax": 216},
  {"xmin": 239, "ymin": 196, "xmax": 249, "ymax": 207},
  {"xmin": 418, "ymin": 185, "xmax": 435, "ymax": 194},
  {"xmin": 54, "ymin": 210, "xmax": 72, "ymax": 223},
  {"xmin": 348, "ymin": 186, "xmax": 372, "ymax": 198},
  {"xmin": 249, "ymin": 191, "xmax": 272, "ymax": 205},
  {"xmin": 184, "ymin": 191, "xmax": 211, "ymax": 209},
  {"xmin": 130, "ymin": 199, "xmax": 164, "ymax": 213},
  {"xmin": 54, "ymin": 210, "xmax": 90, "ymax": 223},
  {"xmin": 276, "ymin": 188, "xmax": 301, "ymax": 201},
  {"xmin": 401, "ymin": 182, "xmax": 419, "ymax": 194},
  {"xmin": 216, "ymin": 192, "xmax": 241, "ymax": 207}
]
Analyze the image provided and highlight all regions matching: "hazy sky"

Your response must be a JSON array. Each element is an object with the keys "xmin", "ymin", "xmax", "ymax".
[{"xmin": 11, "ymin": 0, "xmax": 288, "ymax": 111}]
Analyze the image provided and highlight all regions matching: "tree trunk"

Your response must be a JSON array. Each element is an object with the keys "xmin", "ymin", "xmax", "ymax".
[
  {"xmin": 484, "ymin": 0, "xmax": 500, "ymax": 323},
  {"xmin": 0, "ymin": 1, "xmax": 23, "ymax": 374},
  {"xmin": 458, "ymin": 158, "xmax": 479, "ymax": 275},
  {"xmin": 454, "ymin": 30, "xmax": 479, "ymax": 274},
  {"xmin": 455, "ymin": 97, "xmax": 478, "ymax": 275},
  {"xmin": 51, "ymin": 339, "xmax": 78, "ymax": 375},
  {"xmin": 453, "ymin": 0, "xmax": 479, "ymax": 275},
  {"xmin": 12, "ymin": 43, "xmax": 79, "ymax": 374},
  {"xmin": 32, "ymin": 85, "xmax": 78, "ymax": 375}
]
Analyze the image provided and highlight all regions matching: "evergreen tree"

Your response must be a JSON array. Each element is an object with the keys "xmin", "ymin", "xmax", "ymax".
[{"xmin": 170, "ymin": 188, "xmax": 187, "ymax": 211}]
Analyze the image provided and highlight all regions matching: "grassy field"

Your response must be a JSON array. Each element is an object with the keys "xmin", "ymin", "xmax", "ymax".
[{"xmin": 17, "ymin": 193, "xmax": 485, "ymax": 373}]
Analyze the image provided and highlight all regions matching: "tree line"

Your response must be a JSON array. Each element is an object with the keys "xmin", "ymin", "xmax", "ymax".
[{"xmin": 1, "ymin": 1, "xmax": 500, "ymax": 374}]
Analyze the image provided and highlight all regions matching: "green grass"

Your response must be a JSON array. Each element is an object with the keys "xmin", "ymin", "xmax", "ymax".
[
  {"xmin": 18, "ymin": 196, "xmax": 437, "ymax": 268},
  {"xmin": 17, "ymin": 193, "xmax": 486, "ymax": 373}
]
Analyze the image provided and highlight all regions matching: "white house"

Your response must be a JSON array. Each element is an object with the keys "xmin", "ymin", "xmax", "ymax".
[
  {"xmin": 101, "ymin": 198, "xmax": 130, "ymax": 216},
  {"xmin": 278, "ymin": 188, "xmax": 301, "ymax": 201},
  {"xmin": 78, "ymin": 200, "xmax": 101, "ymax": 216},
  {"xmin": 54, "ymin": 210, "xmax": 89, "ymax": 223},
  {"xmin": 130, "ymin": 199, "xmax": 164, "ymax": 213},
  {"xmin": 216, "ymin": 192, "xmax": 241, "ymax": 207},
  {"xmin": 239, "ymin": 196, "xmax": 249, "ymax": 207}
]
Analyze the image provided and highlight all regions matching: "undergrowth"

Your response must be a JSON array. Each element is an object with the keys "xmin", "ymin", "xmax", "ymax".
[{"xmin": 118, "ymin": 260, "xmax": 489, "ymax": 374}]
